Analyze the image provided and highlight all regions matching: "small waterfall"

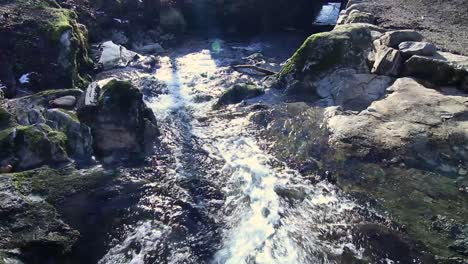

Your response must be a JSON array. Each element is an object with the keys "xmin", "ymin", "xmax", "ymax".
[{"xmin": 98, "ymin": 38, "xmax": 373, "ymax": 264}]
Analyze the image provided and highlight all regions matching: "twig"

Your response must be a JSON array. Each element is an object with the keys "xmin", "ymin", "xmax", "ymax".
[{"xmin": 232, "ymin": 64, "xmax": 277, "ymax": 76}]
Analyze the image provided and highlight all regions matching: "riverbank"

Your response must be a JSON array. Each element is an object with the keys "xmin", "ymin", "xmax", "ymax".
[{"xmin": 347, "ymin": 0, "xmax": 468, "ymax": 55}]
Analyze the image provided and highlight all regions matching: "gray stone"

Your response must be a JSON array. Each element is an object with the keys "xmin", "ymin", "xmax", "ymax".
[
  {"xmin": 0, "ymin": 125, "xmax": 69, "ymax": 171},
  {"xmin": 345, "ymin": 10, "xmax": 375, "ymax": 24},
  {"xmin": 45, "ymin": 109, "xmax": 94, "ymax": 160},
  {"xmin": 398, "ymin": 41, "xmax": 437, "ymax": 56},
  {"xmin": 98, "ymin": 41, "xmax": 140, "ymax": 70},
  {"xmin": 326, "ymin": 78, "xmax": 468, "ymax": 171},
  {"xmin": 0, "ymin": 175, "xmax": 78, "ymax": 255},
  {"xmin": 49, "ymin": 95, "xmax": 77, "ymax": 108},
  {"xmin": 372, "ymin": 46, "xmax": 403, "ymax": 77},
  {"xmin": 315, "ymin": 70, "xmax": 394, "ymax": 110},
  {"xmin": 77, "ymin": 80, "xmax": 158, "ymax": 162},
  {"xmin": 274, "ymin": 184, "xmax": 307, "ymax": 201},
  {"xmin": 379, "ymin": 30, "xmax": 424, "ymax": 48},
  {"xmin": 134, "ymin": 43, "xmax": 164, "ymax": 54},
  {"xmin": 403, "ymin": 53, "xmax": 468, "ymax": 86}
]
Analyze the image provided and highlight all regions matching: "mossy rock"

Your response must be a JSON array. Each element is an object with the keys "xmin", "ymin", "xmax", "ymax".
[
  {"xmin": 335, "ymin": 163, "xmax": 468, "ymax": 260},
  {"xmin": 0, "ymin": 125, "xmax": 69, "ymax": 171},
  {"xmin": 8, "ymin": 165, "xmax": 108, "ymax": 204},
  {"xmin": 214, "ymin": 83, "xmax": 264, "ymax": 109},
  {"xmin": 99, "ymin": 80, "xmax": 141, "ymax": 111},
  {"xmin": 278, "ymin": 24, "xmax": 378, "ymax": 94},
  {"xmin": 0, "ymin": 0, "xmax": 92, "ymax": 92}
]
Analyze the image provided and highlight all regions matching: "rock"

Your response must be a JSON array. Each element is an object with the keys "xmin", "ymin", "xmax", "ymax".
[
  {"xmin": 372, "ymin": 46, "xmax": 403, "ymax": 77},
  {"xmin": 81, "ymin": 82, "xmax": 101, "ymax": 108},
  {"xmin": 160, "ymin": 8, "xmax": 187, "ymax": 33},
  {"xmin": 0, "ymin": 106, "xmax": 13, "ymax": 130},
  {"xmin": 327, "ymin": 78, "xmax": 468, "ymax": 171},
  {"xmin": 403, "ymin": 52, "xmax": 468, "ymax": 87},
  {"xmin": 0, "ymin": 166, "xmax": 107, "ymax": 263},
  {"xmin": 214, "ymin": 83, "xmax": 264, "ymax": 109},
  {"xmin": 0, "ymin": 165, "xmax": 12, "ymax": 173},
  {"xmin": 0, "ymin": 1, "xmax": 92, "ymax": 91},
  {"xmin": 315, "ymin": 70, "xmax": 394, "ymax": 110},
  {"xmin": 0, "ymin": 55, "xmax": 16, "ymax": 98},
  {"xmin": 0, "ymin": 125, "xmax": 69, "ymax": 171},
  {"xmin": 0, "ymin": 175, "xmax": 79, "ymax": 259},
  {"xmin": 134, "ymin": 43, "xmax": 165, "ymax": 54},
  {"xmin": 398, "ymin": 41, "xmax": 437, "ymax": 56},
  {"xmin": 256, "ymin": 78, "xmax": 468, "ymax": 260},
  {"xmin": 110, "ymin": 30, "xmax": 129, "ymax": 45},
  {"xmin": 77, "ymin": 80, "xmax": 158, "ymax": 162},
  {"xmin": 98, "ymin": 41, "xmax": 140, "ymax": 70},
  {"xmin": 274, "ymin": 184, "xmax": 307, "ymax": 201},
  {"xmin": 462, "ymin": 76, "xmax": 468, "ymax": 92},
  {"xmin": 130, "ymin": 55, "xmax": 159, "ymax": 72},
  {"xmin": 278, "ymin": 24, "xmax": 380, "ymax": 94},
  {"xmin": 49, "ymin": 96, "xmax": 77, "ymax": 108},
  {"xmin": 345, "ymin": 10, "xmax": 375, "ymax": 24},
  {"xmin": 378, "ymin": 30, "xmax": 424, "ymax": 48},
  {"xmin": 45, "ymin": 109, "xmax": 94, "ymax": 160}
]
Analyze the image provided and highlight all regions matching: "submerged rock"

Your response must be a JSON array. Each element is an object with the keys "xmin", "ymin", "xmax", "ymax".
[{"xmin": 214, "ymin": 83, "xmax": 264, "ymax": 109}]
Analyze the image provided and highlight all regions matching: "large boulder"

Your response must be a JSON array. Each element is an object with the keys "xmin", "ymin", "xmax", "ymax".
[
  {"xmin": 277, "ymin": 24, "xmax": 383, "ymax": 94},
  {"xmin": 402, "ymin": 52, "xmax": 468, "ymax": 89},
  {"xmin": 253, "ymin": 78, "xmax": 468, "ymax": 261},
  {"xmin": 0, "ymin": 1, "xmax": 93, "ymax": 95},
  {"xmin": 0, "ymin": 125, "xmax": 69, "ymax": 171},
  {"xmin": 78, "ymin": 80, "xmax": 158, "ymax": 163},
  {"xmin": 0, "ymin": 174, "xmax": 78, "ymax": 261},
  {"xmin": 315, "ymin": 70, "xmax": 394, "ymax": 110},
  {"xmin": 0, "ymin": 165, "xmax": 107, "ymax": 263}
]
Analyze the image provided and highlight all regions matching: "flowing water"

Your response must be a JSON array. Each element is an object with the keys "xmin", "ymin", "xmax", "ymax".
[{"xmin": 96, "ymin": 36, "xmax": 393, "ymax": 264}]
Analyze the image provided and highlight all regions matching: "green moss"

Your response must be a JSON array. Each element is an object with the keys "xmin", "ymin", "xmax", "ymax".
[
  {"xmin": 58, "ymin": 109, "xmax": 79, "ymax": 122},
  {"xmin": 44, "ymin": 9, "xmax": 74, "ymax": 43},
  {"xmin": 277, "ymin": 24, "xmax": 373, "ymax": 94},
  {"xmin": 214, "ymin": 83, "xmax": 264, "ymax": 109},
  {"xmin": 337, "ymin": 164, "xmax": 468, "ymax": 259},
  {"xmin": 8, "ymin": 166, "xmax": 109, "ymax": 204},
  {"xmin": 100, "ymin": 80, "xmax": 140, "ymax": 110}
]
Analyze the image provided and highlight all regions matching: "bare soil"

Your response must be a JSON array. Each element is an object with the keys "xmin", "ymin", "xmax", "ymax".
[{"xmin": 362, "ymin": 0, "xmax": 468, "ymax": 55}]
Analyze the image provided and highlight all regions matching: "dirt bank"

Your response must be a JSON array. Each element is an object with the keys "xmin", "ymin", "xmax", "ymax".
[{"xmin": 357, "ymin": 0, "xmax": 468, "ymax": 55}]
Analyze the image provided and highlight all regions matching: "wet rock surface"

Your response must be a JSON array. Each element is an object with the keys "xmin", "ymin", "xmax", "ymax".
[{"xmin": 1, "ymin": 0, "xmax": 468, "ymax": 263}]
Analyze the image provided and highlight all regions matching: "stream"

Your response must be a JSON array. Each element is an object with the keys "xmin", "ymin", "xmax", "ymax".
[{"xmin": 91, "ymin": 34, "xmax": 391, "ymax": 264}]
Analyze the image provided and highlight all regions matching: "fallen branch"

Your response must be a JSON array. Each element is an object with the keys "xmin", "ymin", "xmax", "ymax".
[{"xmin": 232, "ymin": 64, "xmax": 277, "ymax": 76}]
